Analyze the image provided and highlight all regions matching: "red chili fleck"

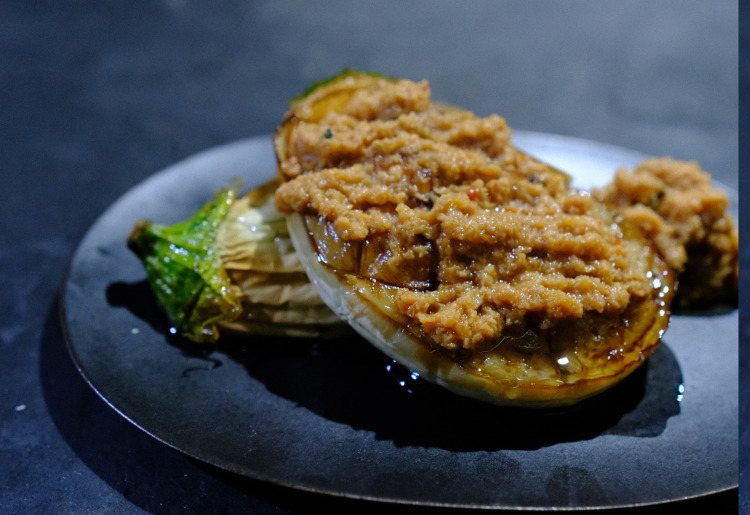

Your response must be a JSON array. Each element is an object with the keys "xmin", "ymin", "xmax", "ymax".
[{"xmin": 467, "ymin": 186, "xmax": 479, "ymax": 201}]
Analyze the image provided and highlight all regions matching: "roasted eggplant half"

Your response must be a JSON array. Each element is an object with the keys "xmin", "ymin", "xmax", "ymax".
[{"xmin": 273, "ymin": 71, "xmax": 675, "ymax": 407}]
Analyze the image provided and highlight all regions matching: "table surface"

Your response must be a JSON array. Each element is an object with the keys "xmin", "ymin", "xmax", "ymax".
[{"xmin": 2, "ymin": 1, "xmax": 742, "ymax": 513}]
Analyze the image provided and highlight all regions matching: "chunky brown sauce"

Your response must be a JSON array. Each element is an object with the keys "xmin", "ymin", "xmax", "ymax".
[
  {"xmin": 594, "ymin": 158, "xmax": 738, "ymax": 308},
  {"xmin": 276, "ymin": 77, "xmax": 663, "ymax": 358}
]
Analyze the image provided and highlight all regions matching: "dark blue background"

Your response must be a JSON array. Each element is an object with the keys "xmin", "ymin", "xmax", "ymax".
[{"xmin": 1, "ymin": 1, "xmax": 740, "ymax": 513}]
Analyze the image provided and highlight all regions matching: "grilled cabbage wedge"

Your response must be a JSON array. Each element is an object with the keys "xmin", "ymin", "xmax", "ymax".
[
  {"xmin": 273, "ymin": 70, "xmax": 675, "ymax": 407},
  {"xmin": 127, "ymin": 180, "xmax": 347, "ymax": 343}
]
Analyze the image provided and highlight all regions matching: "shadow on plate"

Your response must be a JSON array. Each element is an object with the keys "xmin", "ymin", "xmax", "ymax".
[
  {"xmin": 107, "ymin": 280, "xmax": 683, "ymax": 452},
  {"xmin": 672, "ymin": 302, "xmax": 737, "ymax": 317},
  {"xmin": 220, "ymin": 335, "xmax": 682, "ymax": 451}
]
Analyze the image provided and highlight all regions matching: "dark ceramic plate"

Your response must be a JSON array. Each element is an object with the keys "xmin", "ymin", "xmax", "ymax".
[{"xmin": 62, "ymin": 133, "xmax": 738, "ymax": 510}]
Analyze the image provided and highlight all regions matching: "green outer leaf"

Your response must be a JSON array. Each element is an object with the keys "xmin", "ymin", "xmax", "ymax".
[{"xmin": 128, "ymin": 183, "xmax": 242, "ymax": 342}]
